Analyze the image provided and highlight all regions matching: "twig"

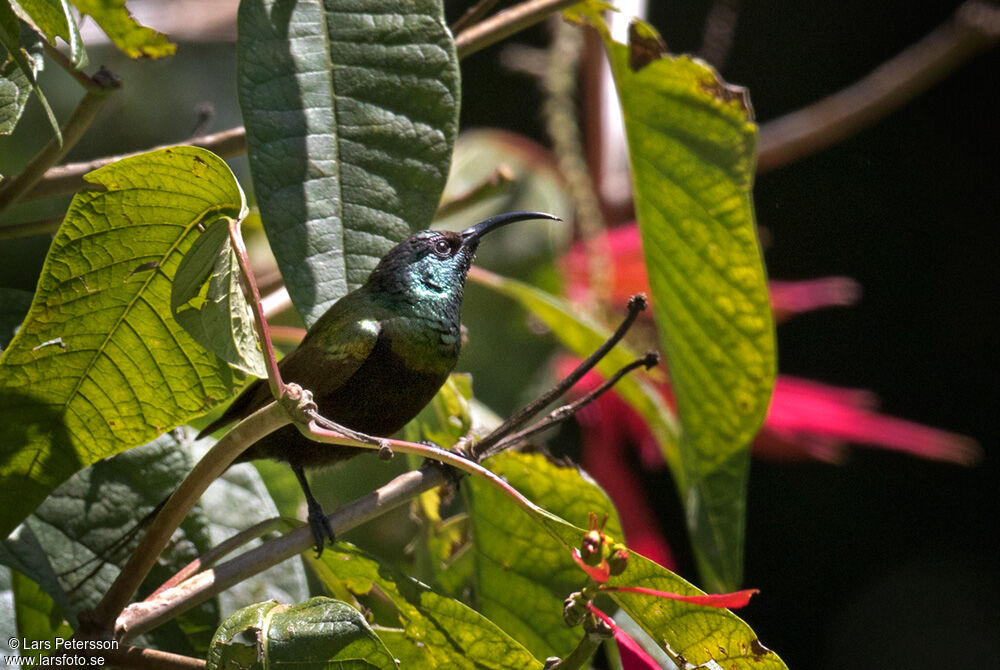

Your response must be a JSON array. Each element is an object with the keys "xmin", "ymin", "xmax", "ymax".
[
  {"xmin": 483, "ymin": 351, "xmax": 659, "ymax": 458},
  {"xmin": 228, "ymin": 218, "xmax": 284, "ymax": 398},
  {"xmin": 41, "ymin": 41, "xmax": 102, "ymax": 93},
  {"xmin": 757, "ymin": 0, "xmax": 1000, "ymax": 172},
  {"xmin": 0, "ymin": 68, "xmax": 120, "ymax": 212},
  {"xmin": 451, "ymin": 0, "xmax": 501, "ymax": 34},
  {"xmin": 455, "ymin": 0, "xmax": 582, "ymax": 59},
  {"xmin": 469, "ymin": 294, "xmax": 649, "ymax": 460},
  {"xmin": 101, "ymin": 645, "xmax": 205, "ymax": 670},
  {"xmin": 0, "ymin": 216, "xmax": 62, "ymax": 240},
  {"xmin": 19, "ymin": 126, "xmax": 247, "ymax": 203},
  {"xmin": 147, "ymin": 518, "xmax": 291, "ymax": 599}
]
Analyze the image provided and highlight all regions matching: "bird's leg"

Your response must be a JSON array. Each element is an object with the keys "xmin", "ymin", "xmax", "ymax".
[{"xmin": 292, "ymin": 464, "xmax": 335, "ymax": 557}]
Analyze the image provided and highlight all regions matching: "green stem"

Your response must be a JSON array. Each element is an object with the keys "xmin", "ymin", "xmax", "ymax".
[
  {"xmin": 454, "ymin": 0, "xmax": 581, "ymax": 59},
  {"xmin": 0, "ymin": 68, "xmax": 119, "ymax": 213}
]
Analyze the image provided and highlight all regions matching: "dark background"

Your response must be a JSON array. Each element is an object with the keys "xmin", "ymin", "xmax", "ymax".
[
  {"xmin": 459, "ymin": 1, "xmax": 999, "ymax": 667},
  {"xmin": 2, "ymin": 1, "xmax": 997, "ymax": 667}
]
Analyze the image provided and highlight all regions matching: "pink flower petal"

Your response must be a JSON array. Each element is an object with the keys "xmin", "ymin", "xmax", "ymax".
[
  {"xmin": 572, "ymin": 548, "xmax": 610, "ymax": 582},
  {"xmin": 608, "ymin": 586, "xmax": 759, "ymax": 609}
]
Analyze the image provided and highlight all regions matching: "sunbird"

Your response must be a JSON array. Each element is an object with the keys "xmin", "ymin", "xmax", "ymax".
[{"xmin": 198, "ymin": 211, "xmax": 559, "ymax": 553}]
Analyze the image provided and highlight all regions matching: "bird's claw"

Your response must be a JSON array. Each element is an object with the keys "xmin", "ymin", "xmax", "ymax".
[{"xmin": 305, "ymin": 497, "xmax": 335, "ymax": 558}]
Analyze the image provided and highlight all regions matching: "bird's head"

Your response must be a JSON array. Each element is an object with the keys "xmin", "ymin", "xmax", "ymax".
[{"xmin": 368, "ymin": 211, "xmax": 560, "ymax": 302}]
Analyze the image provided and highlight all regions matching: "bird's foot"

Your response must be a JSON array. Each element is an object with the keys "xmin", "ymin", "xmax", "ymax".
[
  {"xmin": 305, "ymin": 497, "xmax": 335, "ymax": 558},
  {"xmin": 419, "ymin": 442, "xmax": 468, "ymax": 491}
]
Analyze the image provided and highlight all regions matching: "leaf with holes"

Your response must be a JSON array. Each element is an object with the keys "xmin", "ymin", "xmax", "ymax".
[
  {"xmin": 237, "ymin": 0, "xmax": 460, "ymax": 327},
  {"xmin": 0, "ymin": 146, "xmax": 247, "ymax": 538}
]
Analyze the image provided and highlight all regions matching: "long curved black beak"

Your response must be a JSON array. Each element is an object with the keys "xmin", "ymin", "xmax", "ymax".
[{"xmin": 460, "ymin": 211, "xmax": 561, "ymax": 249}]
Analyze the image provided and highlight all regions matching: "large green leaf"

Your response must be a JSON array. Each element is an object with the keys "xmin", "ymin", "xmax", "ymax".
[
  {"xmin": 0, "ymin": 146, "xmax": 246, "ymax": 538},
  {"xmin": 237, "ymin": 0, "xmax": 460, "ymax": 327},
  {"xmin": 311, "ymin": 542, "xmax": 542, "ymax": 669},
  {"xmin": 466, "ymin": 452, "xmax": 787, "ymax": 670},
  {"xmin": 206, "ymin": 597, "xmax": 397, "ymax": 670},
  {"xmin": 584, "ymin": 13, "xmax": 776, "ymax": 591},
  {"xmin": 464, "ymin": 451, "xmax": 622, "ymax": 659},
  {"xmin": 68, "ymin": 0, "xmax": 175, "ymax": 58},
  {"xmin": 9, "ymin": 0, "xmax": 87, "ymax": 69}
]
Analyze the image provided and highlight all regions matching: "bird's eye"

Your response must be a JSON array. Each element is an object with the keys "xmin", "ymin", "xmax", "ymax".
[{"xmin": 432, "ymin": 238, "xmax": 452, "ymax": 257}]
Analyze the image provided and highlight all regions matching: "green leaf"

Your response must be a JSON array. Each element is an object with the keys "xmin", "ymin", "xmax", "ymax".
[
  {"xmin": 0, "ymin": 433, "xmax": 220, "ymax": 653},
  {"xmin": 469, "ymin": 269, "xmax": 680, "ymax": 465},
  {"xmin": 237, "ymin": 0, "xmax": 460, "ymax": 327},
  {"xmin": 0, "ymin": 3, "xmax": 60, "ymax": 140},
  {"xmin": 0, "ymin": 287, "xmax": 33, "ymax": 350},
  {"xmin": 606, "ymin": 554, "xmax": 788, "ymax": 670},
  {"xmin": 586, "ymin": 14, "xmax": 776, "ymax": 591},
  {"xmin": 310, "ymin": 542, "xmax": 542, "ymax": 669},
  {"xmin": 0, "ymin": 146, "xmax": 247, "ymax": 538},
  {"xmin": 171, "ymin": 217, "xmax": 266, "ymax": 377},
  {"xmin": 9, "ymin": 0, "xmax": 87, "ymax": 69},
  {"xmin": 464, "ymin": 451, "xmax": 621, "ymax": 659},
  {"xmin": 465, "ymin": 452, "xmax": 786, "ymax": 669},
  {"xmin": 206, "ymin": 597, "xmax": 397, "ymax": 670},
  {"xmin": 68, "ymin": 0, "xmax": 175, "ymax": 58},
  {"xmin": 0, "ymin": 23, "xmax": 42, "ymax": 134},
  {"xmin": 10, "ymin": 569, "xmax": 73, "ymax": 661}
]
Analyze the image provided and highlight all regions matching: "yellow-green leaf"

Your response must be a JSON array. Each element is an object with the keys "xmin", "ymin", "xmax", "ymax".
[
  {"xmin": 586, "ymin": 12, "xmax": 776, "ymax": 591},
  {"xmin": 0, "ymin": 146, "xmax": 247, "ymax": 538},
  {"xmin": 68, "ymin": 0, "xmax": 175, "ymax": 59}
]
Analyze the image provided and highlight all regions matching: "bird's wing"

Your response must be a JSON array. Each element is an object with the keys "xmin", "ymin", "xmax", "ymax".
[{"xmin": 197, "ymin": 302, "xmax": 382, "ymax": 438}]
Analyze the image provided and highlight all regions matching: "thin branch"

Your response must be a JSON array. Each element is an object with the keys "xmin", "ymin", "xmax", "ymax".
[
  {"xmin": 469, "ymin": 293, "xmax": 649, "ymax": 460},
  {"xmin": 455, "ymin": 0, "xmax": 582, "ymax": 59},
  {"xmin": 0, "ymin": 69, "xmax": 120, "ymax": 212},
  {"xmin": 484, "ymin": 351, "xmax": 659, "ymax": 458},
  {"xmin": 101, "ymin": 645, "xmax": 206, "ymax": 670},
  {"xmin": 41, "ymin": 41, "xmax": 104, "ymax": 93},
  {"xmin": 757, "ymin": 0, "xmax": 1000, "ymax": 172},
  {"xmin": 0, "ymin": 216, "xmax": 62, "ymax": 240},
  {"xmin": 20, "ymin": 126, "xmax": 247, "ymax": 203},
  {"xmin": 451, "ymin": 0, "xmax": 501, "ymax": 34},
  {"xmin": 229, "ymin": 218, "xmax": 285, "ymax": 398},
  {"xmin": 147, "ymin": 517, "xmax": 291, "ymax": 599}
]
